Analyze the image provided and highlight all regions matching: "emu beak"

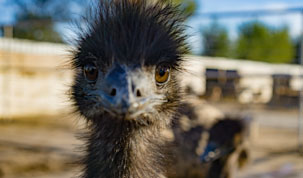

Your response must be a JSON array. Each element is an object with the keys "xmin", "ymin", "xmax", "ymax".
[
  {"xmin": 200, "ymin": 142, "xmax": 221, "ymax": 163},
  {"xmin": 91, "ymin": 64, "xmax": 164, "ymax": 118},
  {"xmin": 200, "ymin": 142, "xmax": 235, "ymax": 163}
]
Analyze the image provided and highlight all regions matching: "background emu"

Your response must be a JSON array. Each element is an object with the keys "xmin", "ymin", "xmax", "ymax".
[
  {"xmin": 168, "ymin": 98, "xmax": 249, "ymax": 178},
  {"xmin": 201, "ymin": 118, "xmax": 249, "ymax": 178},
  {"xmin": 71, "ymin": 0, "xmax": 186, "ymax": 177}
]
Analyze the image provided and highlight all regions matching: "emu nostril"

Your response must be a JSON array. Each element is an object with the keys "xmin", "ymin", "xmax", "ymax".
[
  {"xmin": 110, "ymin": 88, "xmax": 116, "ymax": 96},
  {"xmin": 136, "ymin": 89, "xmax": 142, "ymax": 97}
]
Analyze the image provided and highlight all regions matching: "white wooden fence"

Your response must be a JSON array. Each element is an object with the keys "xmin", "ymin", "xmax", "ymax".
[{"xmin": 0, "ymin": 38, "xmax": 73, "ymax": 118}]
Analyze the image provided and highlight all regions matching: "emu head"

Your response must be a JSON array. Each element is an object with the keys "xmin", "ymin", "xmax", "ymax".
[
  {"xmin": 201, "ymin": 119, "xmax": 245, "ymax": 163},
  {"xmin": 71, "ymin": 0, "xmax": 187, "ymax": 127}
]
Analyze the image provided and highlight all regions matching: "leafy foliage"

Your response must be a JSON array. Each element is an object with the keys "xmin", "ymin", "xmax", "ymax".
[
  {"xmin": 12, "ymin": 0, "xmax": 86, "ymax": 43},
  {"xmin": 201, "ymin": 22, "xmax": 230, "ymax": 57},
  {"xmin": 201, "ymin": 21, "xmax": 295, "ymax": 63},
  {"xmin": 14, "ymin": 14, "xmax": 63, "ymax": 43},
  {"xmin": 234, "ymin": 22, "xmax": 294, "ymax": 63}
]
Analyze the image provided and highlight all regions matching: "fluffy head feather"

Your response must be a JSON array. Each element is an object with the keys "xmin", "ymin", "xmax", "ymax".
[
  {"xmin": 71, "ymin": 0, "xmax": 188, "ymax": 127},
  {"xmin": 73, "ymin": 0, "xmax": 187, "ymax": 68}
]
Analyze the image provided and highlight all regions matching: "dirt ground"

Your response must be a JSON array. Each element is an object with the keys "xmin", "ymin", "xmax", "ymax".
[
  {"xmin": 0, "ymin": 115, "xmax": 83, "ymax": 178},
  {"xmin": 0, "ymin": 103, "xmax": 302, "ymax": 178}
]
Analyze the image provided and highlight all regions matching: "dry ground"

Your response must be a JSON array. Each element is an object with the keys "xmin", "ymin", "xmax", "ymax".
[
  {"xmin": 0, "ymin": 115, "xmax": 83, "ymax": 178},
  {"xmin": 0, "ymin": 103, "xmax": 302, "ymax": 178}
]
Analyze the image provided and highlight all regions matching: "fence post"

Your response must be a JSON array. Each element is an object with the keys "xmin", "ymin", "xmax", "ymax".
[{"xmin": 299, "ymin": 9, "xmax": 303, "ymax": 154}]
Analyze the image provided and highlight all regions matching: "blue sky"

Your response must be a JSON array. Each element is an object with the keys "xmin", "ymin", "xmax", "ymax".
[
  {"xmin": 0, "ymin": 0, "xmax": 16, "ymax": 24},
  {"xmin": 0, "ymin": 0, "xmax": 302, "ymax": 54}
]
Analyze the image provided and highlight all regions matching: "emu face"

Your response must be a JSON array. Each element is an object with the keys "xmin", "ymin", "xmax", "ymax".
[
  {"xmin": 72, "ymin": 0, "xmax": 186, "ymax": 126},
  {"xmin": 74, "ymin": 59, "xmax": 178, "ymax": 123}
]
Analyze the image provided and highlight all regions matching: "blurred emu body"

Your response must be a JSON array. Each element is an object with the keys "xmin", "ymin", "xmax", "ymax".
[
  {"xmin": 71, "ymin": 0, "xmax": 186, "ymax": 178},
  {"xmin": 169, "ymin": 98, "xmax": 250, "ymax": 178}
]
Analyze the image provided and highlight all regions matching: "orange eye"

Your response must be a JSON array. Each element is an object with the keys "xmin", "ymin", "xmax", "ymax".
[
  {"xmin": 83, "ymin": 64, "xmax": 98, "ymax": 82},
  {"xmin": 155, "ymin": 64, "xmax": 170, "ymax": 84}
]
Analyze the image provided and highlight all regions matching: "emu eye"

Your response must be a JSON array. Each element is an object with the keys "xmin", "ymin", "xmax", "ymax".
[
  {"xmin": 83, "ymin": 64, "xmax": 98, "ymax": 82},
  {"xmin": 155, "ymin": 64, "xmax": 170, "ymax": 84}
]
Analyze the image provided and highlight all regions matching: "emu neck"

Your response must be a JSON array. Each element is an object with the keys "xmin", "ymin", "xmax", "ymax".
[
  {"xmin": 206, "ymin": 156, "xmax": 229, "ymax": 178},
  {"xmin": 83, "ymin": 118, "xmax": 168, "ymax": 178}
]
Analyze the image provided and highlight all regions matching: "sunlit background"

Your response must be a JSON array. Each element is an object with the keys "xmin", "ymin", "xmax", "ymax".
[{"xmin": 0, "ymin": 0, "xmax": 302, "ymax": 178}]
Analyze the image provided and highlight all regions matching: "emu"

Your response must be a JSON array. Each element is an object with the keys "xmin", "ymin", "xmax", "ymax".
[
  {"xmin": 168, "ymin": 99, "xmax": 249, "ymax": 178},
  {"xmin": 71, "ymin": 0, "xmax": 187, "ymax": 177},
  {"xmin": 201, "ymin": 118, "xmax": 249, "ymax": 178}
]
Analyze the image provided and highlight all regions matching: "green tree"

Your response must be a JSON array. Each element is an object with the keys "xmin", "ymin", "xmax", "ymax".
[
  {"xmin": 12, "ymin": 0, "xmax": 86, "ymax": 43},
  {"xmin": 14, "ymin": 14, "xmax": 63, "ymax": 43},
  {"xmin": 234, "ymin": 22, "xmax": 294, "ymax": 63},
  {"xmin": 201, "ymin": 22, "xmax": 230, "ymax": 57},
  {"xmin": 162, "ymin": 0, "xmax": 197, "ymax": 17}
]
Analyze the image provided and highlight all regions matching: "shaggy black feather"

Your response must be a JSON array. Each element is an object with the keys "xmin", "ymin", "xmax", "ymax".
[{"xmin": 73, "ymin": 0, "xmax": 187, "ymax": 69}]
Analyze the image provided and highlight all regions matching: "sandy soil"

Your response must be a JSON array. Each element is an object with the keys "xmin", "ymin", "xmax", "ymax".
[
  {"xmin": 0, "ymin": 104, "xmax": 302, "ymax": 178},
  {"xmin": 0, "ymin": 115, "xmax": 83, "ymax": 178}
]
